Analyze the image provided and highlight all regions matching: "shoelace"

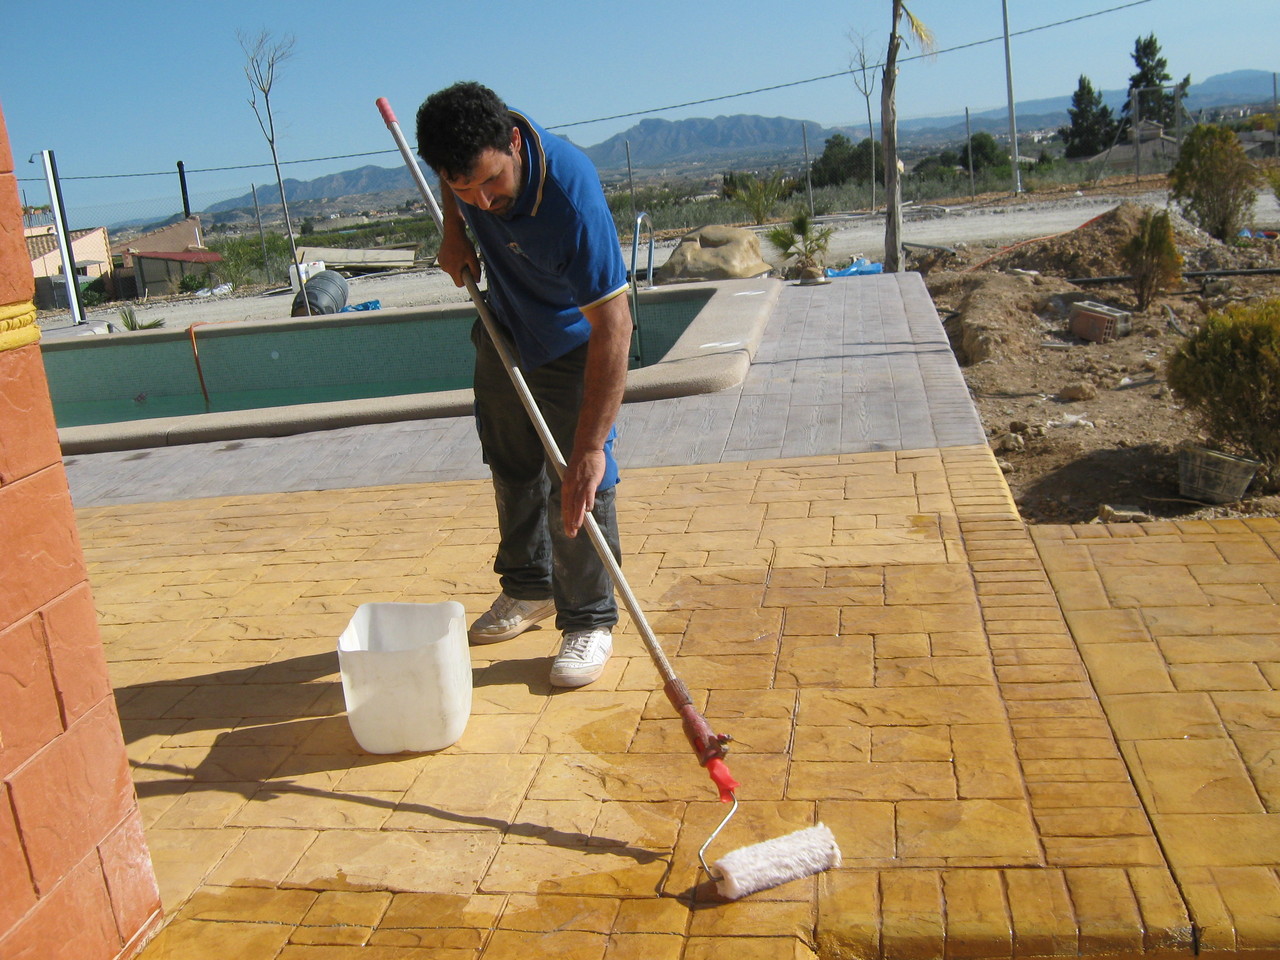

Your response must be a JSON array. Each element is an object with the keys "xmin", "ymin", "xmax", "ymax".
[
  {"xmin": 559, "ymin": 633, "xmax": 603, "ymax": 661},
  {"xmin": 491, "ymin": 595, "xmax": 520, "ymax": 620}
]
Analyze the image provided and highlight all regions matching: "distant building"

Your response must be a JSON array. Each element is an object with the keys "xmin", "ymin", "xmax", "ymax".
[
  {"xmin": 24, "ymin": 224, "xmax": 113, "ymax": 310},
  {"xmin": 109, "ymin": 216, "xmax": 207, "ymax": 298},
  {"xmin": 1086, "ymin": 120, "xmax": 1179, "ymax": 170},
  {"xmin": 132, "ymin": 249, "xmax": 223, "ymax": 297}
]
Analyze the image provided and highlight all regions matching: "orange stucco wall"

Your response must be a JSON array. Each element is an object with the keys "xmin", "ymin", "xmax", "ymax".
[{"xmin": 0, "ymin": 101, "xmax": 162, "ymax": 960}]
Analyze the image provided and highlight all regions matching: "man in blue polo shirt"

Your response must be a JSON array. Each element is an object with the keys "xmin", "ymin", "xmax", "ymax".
[{"xmin": 416, "ymin": 82, "xmax": 632, "ymax": 688}]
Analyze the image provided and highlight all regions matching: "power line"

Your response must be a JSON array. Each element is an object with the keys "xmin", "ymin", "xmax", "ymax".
[
  {"xmin": 22, "ymin": 0, "xmax": 1153, "ymax": 185},
  {"xmin": 17, "ymin": 149, "xmax": 400, "ymax": 183},
  {"xmin": 548, "ymin": 0, "xmax": 1153, "ymax": 130}
]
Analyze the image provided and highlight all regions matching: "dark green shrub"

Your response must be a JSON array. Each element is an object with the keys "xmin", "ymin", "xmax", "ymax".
[
  {"xmin": 1166, "ymin": 299, "xmax": 1280, "ymax": 488},
  {"xmin": 1120, "ymin": 209, "xmax": 1182, "ymax": 310},
  {"xmin": 1169, "ymin": 125, "xmax": 1262, "ymax": 240},
  {"xmin": 178, "ymin": 271, "xmax": 208, "ymax": 293}
]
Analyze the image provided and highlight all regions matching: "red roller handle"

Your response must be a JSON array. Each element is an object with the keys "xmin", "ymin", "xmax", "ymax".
[
  {"xmin": 665, "ymin": 678, "xmax": 739, "ymax": 801},
  {"xmin": 706, "ymin": 758, "xmax": 740, "ymax": 803},
  {"xmin": 376, "ymin": 97, "xmax": 397, "ymax": 126}
]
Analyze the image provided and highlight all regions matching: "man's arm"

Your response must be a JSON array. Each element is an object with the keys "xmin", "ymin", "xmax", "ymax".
[
  {"xmin": 435, "ymin": 180, "xmax": 481, "ymax": 287},
  {"xmin": 562, "ymin": 290, "xmax": 633, "ymax": 537}
]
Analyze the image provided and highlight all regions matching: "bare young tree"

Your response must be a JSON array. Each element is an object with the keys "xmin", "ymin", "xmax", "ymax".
[
  {"xmin": 848, "ymin": 32, "xmax": 879, "ymax": 213},
  {"xmin": 238, "ymin": 29, "xmax": 305, "ymax": 298},
  {"xmin": 881, "ymin": 2, "xmax": 932, "ymax": 273}
]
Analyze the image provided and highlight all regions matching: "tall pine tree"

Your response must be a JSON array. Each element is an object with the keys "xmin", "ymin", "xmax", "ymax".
[
  {"xmin": 1122, "ymin": 34, "xmax": 1190, "ymax": 132},
  {"xmin": 1059, "ymin": 75, "xmax": 1118, "ymax": 158}
]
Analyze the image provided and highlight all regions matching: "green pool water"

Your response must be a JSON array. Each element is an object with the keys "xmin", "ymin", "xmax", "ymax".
[{"xmin": 44, "ymin": 291, "xmax": 710, "ymax": 429}]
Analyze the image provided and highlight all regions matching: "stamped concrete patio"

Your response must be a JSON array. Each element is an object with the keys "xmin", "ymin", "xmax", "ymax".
[{"xmin": 66, "ymin": 276, "xmax": 1280, "ymax": 959}]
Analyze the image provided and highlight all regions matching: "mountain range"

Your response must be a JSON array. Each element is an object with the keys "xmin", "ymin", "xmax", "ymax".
[{"xmin": 198, "ymin": 69, "xmax": 1273, "ymax": 222}]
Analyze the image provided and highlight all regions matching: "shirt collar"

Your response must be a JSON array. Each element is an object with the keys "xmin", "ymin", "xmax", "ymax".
[{"xmin": 507, "ymin": 110, "xmax": 546, "ymax": 219}]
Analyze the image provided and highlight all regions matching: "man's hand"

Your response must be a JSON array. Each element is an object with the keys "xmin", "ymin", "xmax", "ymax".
[
  {"xmin": 562, "ymin": 448, "xmax": 606, "ymax": 538},
  {"xmin": 437, "ymin": 229, "xmax": 481, "ymax": 288},
  {"xmin": 436, "ymin": 181, "xmax": 481, "ymax": 287}
]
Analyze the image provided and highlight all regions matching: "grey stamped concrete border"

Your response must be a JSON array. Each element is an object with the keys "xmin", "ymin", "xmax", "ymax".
[{"xmin": 57, "ymin": 278, "xmax": 780, "ymax": 454}]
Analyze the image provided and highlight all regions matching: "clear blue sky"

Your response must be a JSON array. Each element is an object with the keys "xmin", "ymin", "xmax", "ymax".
[{"xmin": 3, "ymin": 0, "xmax": 1275, "ymax": 228}]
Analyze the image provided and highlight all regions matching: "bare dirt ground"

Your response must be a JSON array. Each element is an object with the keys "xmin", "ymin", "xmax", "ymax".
[{"xmin": 915, "ymin": 176, "xmax": 1280, "ymax": 524}]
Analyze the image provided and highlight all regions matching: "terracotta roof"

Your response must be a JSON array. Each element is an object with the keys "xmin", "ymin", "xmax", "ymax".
[
  {"xmin": 135, "ymin": 249, "xmax": 222, "ymax": 263},
  {"xmin": 25, "ymin": 227, "xmax": 98, "ymax": 262}
]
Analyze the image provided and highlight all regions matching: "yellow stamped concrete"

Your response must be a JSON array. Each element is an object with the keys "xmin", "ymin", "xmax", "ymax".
[
  {"xmin": 72, "ymin": 446, "xmax": 1280, "ymax": 959},
  {"xmin": 1033, "ymin": 517, "xmax": 1280, "ymax": 955}
]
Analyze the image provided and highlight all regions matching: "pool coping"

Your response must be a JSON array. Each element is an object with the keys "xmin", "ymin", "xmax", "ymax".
[{"xmin": 56, "ymin": 278, "xmax": 781, "ymax": 454}]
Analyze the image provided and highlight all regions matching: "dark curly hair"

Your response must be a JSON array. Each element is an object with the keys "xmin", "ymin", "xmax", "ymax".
[{"xmin": 416, "ymin": 82, "xmax": 513, "ymax": 181}]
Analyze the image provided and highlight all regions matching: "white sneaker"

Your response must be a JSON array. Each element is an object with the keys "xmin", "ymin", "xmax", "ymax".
[
  {"xmin": 468, "ymin": 593, "xmax": 555, "ymax": 644},
  {"xmin": 550, "ymin": 628, "xmax": 613, "ymax": 687}
]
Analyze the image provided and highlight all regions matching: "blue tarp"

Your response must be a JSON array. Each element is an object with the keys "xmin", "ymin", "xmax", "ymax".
[
  {"xmin": 340, "ymin": 300, "xmax": 382, "ymax": 312},
  {"xmin": 826, "ymin": 258, "xmax": 884, "ymax": 277}
]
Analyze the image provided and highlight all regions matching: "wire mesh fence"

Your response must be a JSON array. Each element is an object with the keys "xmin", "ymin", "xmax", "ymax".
[{"xmin": 15, "ymin": 99, "xmax": 1270, "ymax": 311}]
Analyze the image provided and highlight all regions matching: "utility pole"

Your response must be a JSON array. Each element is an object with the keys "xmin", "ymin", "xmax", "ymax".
[
  {"xmin": 38, "ymin": 149, "xmax": 86, "ymax": 325},
  {"xmin": 801, "ymin": 123, "xmax": 814, "ymax": 217},
  {"xmin": 1136, "ymin": 87, "xmax": 1146, "ymax": 185},
  {"xmin": 965, "ymin": 107, "xmax": 975, "ymax": 201},
  {"xmin": 1001, "ymin": 0, "xmax": 1021, "ymax": 195},
  {"xmin": 625, "ymin": 141, "xmax": 636, "ymax": 227},
  {"xmin": 177, "ymin": 161, "xmax": 191, "ymax": 219}
]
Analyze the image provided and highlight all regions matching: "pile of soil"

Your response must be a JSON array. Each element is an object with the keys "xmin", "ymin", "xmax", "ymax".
[{"xmin": 918, "ymin": 198, "xmax": 1280, "ymax": 524}]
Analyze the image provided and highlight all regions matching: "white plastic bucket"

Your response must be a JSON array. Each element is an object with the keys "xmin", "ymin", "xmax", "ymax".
[
  {"xmin": 337, "ymin": 601, "xmax": 472, "ymax": 753},
  {"xmin": 289, "ymin": 260, "xmax": 326, "ymax": 293}
]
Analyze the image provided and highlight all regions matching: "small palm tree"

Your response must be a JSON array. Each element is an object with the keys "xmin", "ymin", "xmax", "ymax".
[
  {"xmin": 766, "ymin": 211, "xmax": 835, "ymax": 278},
  {"xmin": 115, "ymin": 305, "xmax": 165, "ymax": 331},
  {"xmin": 726, "ymin": 171, "xmax": 786, "ymax": 225}
]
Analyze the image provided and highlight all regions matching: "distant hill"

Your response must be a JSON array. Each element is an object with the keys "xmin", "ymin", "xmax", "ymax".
[
  {"xmin": 175, "ymin": 68, "xmax": 1273, "ymax": 231},
  {"xmin": 580, "ymin": 115, "xmax": 854, "ymax": 169},
  {"xmin": 205, "ymin": 164, "xmax": 420, "ymax": 212}
]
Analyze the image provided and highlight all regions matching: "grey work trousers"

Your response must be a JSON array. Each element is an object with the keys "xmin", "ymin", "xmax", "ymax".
[{"xmin": 471, "ymin": 320, "xmax": 621, "ymax": 633}]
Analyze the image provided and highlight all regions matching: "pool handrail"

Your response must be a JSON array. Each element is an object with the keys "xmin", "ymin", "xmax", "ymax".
[{"xmin": 630, "ymin": 211, "xmax": 654, "ymax": 365}]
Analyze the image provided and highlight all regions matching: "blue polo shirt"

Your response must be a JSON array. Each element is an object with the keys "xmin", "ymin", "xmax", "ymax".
[{"xmin": 456, "ymin": 109, "xmax": 629, "ymax": 371}]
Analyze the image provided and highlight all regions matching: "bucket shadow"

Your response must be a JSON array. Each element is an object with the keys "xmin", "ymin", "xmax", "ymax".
[{"xmin": 116, "ymin": 651, "xmax": 658, "ymax": 862}]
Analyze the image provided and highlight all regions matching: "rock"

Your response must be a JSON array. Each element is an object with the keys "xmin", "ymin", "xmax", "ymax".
[
  {"xmin": 654, "ymin": 225, "xmax": 773, "ymax": 284},
  {"xmin": 1097, "ymin": 504, "xmax": 1155, "ymax": 523},
  {"xmin": 1009, "ymin": 420, "xmax": 1030, "ymax": 434},
  {"xmin": 995, "ymin": 432, "xmax": 1025, "ymax": 453},
  {"xmin": 1058, "ymin": 381, "xmax": 1097, "ymax": 402}
]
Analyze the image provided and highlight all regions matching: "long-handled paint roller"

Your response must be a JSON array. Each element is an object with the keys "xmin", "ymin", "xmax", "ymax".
[{"xmin": 376, "ymin": 96, "xmax": 840, "ymax": 898}]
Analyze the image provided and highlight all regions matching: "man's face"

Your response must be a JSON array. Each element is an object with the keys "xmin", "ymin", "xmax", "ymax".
[{"xmin": 444, "ymin": 126, "xmax": 522, "ymax": 217}]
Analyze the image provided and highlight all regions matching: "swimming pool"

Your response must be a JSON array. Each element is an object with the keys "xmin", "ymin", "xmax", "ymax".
[
  {"xmin": 46, "ymin": 292, "xmax": 707, "ymax": 429},
  {"xmin": 47, "ymin": 279, "xmax": 780, "ymax": 454}
]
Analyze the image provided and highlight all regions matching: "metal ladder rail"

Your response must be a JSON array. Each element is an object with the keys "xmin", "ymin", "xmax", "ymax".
[{"xmin": 629, "ymin": 211, "xmax": 654, "ymax": 365}]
